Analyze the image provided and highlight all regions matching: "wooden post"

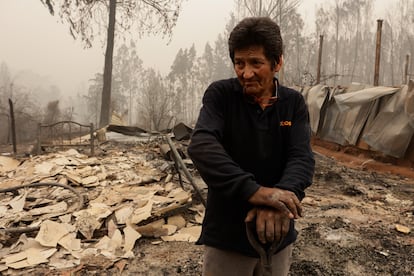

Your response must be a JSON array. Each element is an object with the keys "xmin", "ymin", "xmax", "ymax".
[
  {"xmin": 90, "ymin": 123, "xmax": 95, "ymax": 156},
  {"xmin": 165, "ymin": 135, "xmax": 206, "ymax": 207},
  {"xmin": 8, "ymin": 99, "xmax": 17, "ymax": 155},
  {"xmin": 37, "ymin": 123, "xmax": 41, "ymax": 155},
  {"xmin": 316, "ymin": 35, "xmax": 324, "ymax": 85},
  {"xmin": 404, "ymin": 54, "xmax": 410, "ymax": 84},
  {"xmin": 374, "ymin": 19, "xmax": 383, "ymax": 86}
]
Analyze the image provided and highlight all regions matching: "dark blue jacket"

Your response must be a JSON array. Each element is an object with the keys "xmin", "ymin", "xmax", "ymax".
[{"xmin": 187, "ymin": 77, "xmax": 314, "ymax": 257}]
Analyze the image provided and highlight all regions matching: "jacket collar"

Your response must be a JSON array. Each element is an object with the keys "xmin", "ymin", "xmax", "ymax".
[{"xmin": 239, "ymin": 77, "xmax": 281, "ymax": 107}]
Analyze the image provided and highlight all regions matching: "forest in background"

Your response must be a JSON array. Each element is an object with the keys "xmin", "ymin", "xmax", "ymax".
[{"xmin": 0, "ymin": 0, "xmax": 413, "ymax": 144}]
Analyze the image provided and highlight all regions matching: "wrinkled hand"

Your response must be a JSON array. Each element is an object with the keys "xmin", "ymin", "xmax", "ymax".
[
  {"xmin": 245, "ymin": 207, "xmax": 291, "ymax": 244},
  {"xmin": 248, "ymin": 187, "xmax": 302, "ymax": 219}
]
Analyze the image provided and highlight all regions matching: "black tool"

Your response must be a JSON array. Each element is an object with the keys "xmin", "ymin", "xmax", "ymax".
[{"xmin": 246, "ymin": 221, "xmax": 284, "ymax": 276}]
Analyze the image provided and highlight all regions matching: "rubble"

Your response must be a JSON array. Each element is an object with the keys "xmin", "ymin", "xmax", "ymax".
[
  {"xmin": 2, "ymin": 127, "xmax": 411, "ymax": 274},
  {"xmin": 395, "ymin": 224, "xmax": 411, "ymax": 234},
  {"xmin": 0, "ymin": 134, "xmax": 205, "ymax": 274}
]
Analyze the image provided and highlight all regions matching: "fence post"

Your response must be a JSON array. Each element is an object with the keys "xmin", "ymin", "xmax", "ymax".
[
  {"xmin": 8, "ymin": 99, "xmax": 17, "ymax": 156},
  {"xmin": 316, "ymin": 35, "xmax": 324, "ymax": 85},
  {"xmin": 404, "ymin": 54, "xmax": 410, "ymax": 85},
  {"xmin": 37, "ymin": 123, "xmax": 42, "ymax": 155},
  {"xmin": 374, "ymin": 19, "xmax": 383, "ymax": 86},
  {"xmin": 90, "ymin": 123, "xmax": 95, "ymax": 156}
]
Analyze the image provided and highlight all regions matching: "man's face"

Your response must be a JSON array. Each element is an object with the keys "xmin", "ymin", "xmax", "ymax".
[{"xmin": 233, "ymin": 45, "xmax": 281, "ymax": 98}]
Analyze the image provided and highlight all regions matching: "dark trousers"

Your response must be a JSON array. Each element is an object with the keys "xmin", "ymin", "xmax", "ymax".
[{"xmin": 202, "ymin": 244, "xmax": 293, "ymax": 276}]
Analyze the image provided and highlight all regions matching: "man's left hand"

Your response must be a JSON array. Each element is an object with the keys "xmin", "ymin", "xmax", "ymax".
[{"xmin": 245, "ymin": 207, "xmax": 291, "ymax": 244}]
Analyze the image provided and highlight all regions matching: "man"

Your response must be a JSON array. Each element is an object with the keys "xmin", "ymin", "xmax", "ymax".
[{"xmin": 187, "ymin": 17, "xmax": 314, "ymax": 276}]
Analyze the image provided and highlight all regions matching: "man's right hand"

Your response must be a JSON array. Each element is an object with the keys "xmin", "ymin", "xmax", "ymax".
[{"xmin": 248, "ymin": 186, "xmax": 302, "ymax": 219}]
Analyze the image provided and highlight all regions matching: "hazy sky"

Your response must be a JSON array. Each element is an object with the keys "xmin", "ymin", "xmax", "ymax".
[{"xmin": 0, "ymin": 0, "xmax": 387, "ymax": 97}]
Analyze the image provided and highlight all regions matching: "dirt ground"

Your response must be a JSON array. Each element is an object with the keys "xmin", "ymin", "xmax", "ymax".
[
  {"xmin": 2, "ymin": 140, "xmax": 414, "ymax": 275},
  {"xmin": 126, "ymin": 147, "xmax": 414, "ymax": 276},
  {"xmin": 75, "ymin": 144, "xmax": 414, "ymax": 275}
]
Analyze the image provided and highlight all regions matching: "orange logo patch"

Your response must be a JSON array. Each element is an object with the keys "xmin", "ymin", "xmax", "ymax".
[{"xmin": 280, "ymin": 121, "xmax": 292, "ymax": 127}]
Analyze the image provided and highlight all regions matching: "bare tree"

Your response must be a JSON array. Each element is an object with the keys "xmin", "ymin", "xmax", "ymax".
[
  {"xmin": 43, "ymin": 100, "xmax": 61, "ymax": 124},
  {"xmin": 383, "ymin": 0, "xmax": 414, "ymax": 86},
  {"xmin": 83, "ymin": 73, "xmax": 103, "ymax": 127},
  {"xmin": 138, "ymin": 68, "xmax": 173, "ymax": 131},
  {"xmin": 40, "ymin": 0, "xmax": 186, "ymax": 128},
  {"xmin": 315, "ymin": 0, "xmax": 375, "ymax": 86},
  {"xmin": 235, "ymin": 0, "xmax": 304, "ymax": 85},
  {"xmin": 235, "ymin": 0, "xmax": 300, "ymax": 23},
  {"xmin": 112, "ymin": 42, "xmax": 143, "ymax": 125}
]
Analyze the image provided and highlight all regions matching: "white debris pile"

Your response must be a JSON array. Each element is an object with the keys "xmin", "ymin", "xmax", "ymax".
[{"xmin": 0, "ymin": 143, "xmax": 204, "ymax": 273}]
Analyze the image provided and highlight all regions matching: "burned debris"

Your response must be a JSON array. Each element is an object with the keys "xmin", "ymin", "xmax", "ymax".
[{"xmin": 0, "ymin": 125, "xmax": 205, "ymax": 273}]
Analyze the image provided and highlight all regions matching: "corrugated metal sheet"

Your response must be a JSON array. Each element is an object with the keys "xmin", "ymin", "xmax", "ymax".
[{"xmin": 305, "ymin": 80, "xmax": 414, "ymax": 158}]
